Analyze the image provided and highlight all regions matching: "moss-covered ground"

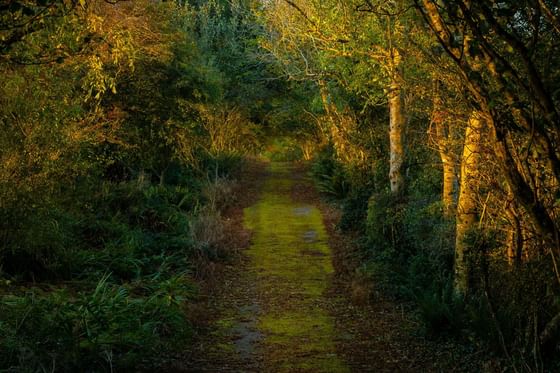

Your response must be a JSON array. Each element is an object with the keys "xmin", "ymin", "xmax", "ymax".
[
  {"xmin": 242, "ymin": 162, "xmax": 349, "ymax": 372},
  {"xmin": 181, "ymin": 161, "xmax": 487, "ymax": 372}
]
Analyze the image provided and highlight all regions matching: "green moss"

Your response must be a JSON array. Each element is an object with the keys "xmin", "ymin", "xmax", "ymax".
[
  {"xmin": 215, "ymin": 342, "xmax": 236, "ymax": 353},
  {"xmin": 242, "ymin": 162, "xmax": 349, "ymax": 372},
  {"xmin": 214, "ymin": 317, "xmax": 236, "ymax": 330}
]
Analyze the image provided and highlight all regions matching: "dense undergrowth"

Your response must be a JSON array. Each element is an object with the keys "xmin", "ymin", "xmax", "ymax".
[
  {"xmin": 0, "ymin": 0, "xmax": 272, "ymax": 370},
  {"xmin": 0, "ymin": 155, "xmax": 245, "ymax": 371},
  {"xmin": 309, "ymin": 146, "xmax": 560, "ymax": 372}
]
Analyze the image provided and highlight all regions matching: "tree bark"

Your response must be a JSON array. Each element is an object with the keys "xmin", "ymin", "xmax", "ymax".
[
  {"xmin": 442, "ymin": 152, "xmax": 455, "ymax": 216},
  {"xmin": 388, "ymin": 74, "xmax": 405, "ymax": 195},
  {"xmin": 431, "ymin": 81, "xmax": 456, "ymax": 216},
  {"xmin": 454, "ymin": 111, "xmax": 483, "ymax": 296},
  {"xmin": 506, "ymin": 210, "xmax": 523, "ymax": 267}
]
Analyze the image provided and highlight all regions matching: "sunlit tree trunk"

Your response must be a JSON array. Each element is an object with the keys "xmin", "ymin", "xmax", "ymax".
[
  {"xmin": 318, "ymin": 80, "xmax": 352, "ymax": 163},
  {"xmin": 441, "ymin": 152, "xmax": 455, "ymax": 216},
  {"xmin": 318, "ymin": 80, "xmax": 338, "ymax": 141},
  {"xmin": 318, "ymin": 80, "xmax": 334, "ymax": 119},
  {"xmin": 454, "ymin": 111, "xmax": 483, "ymax": 296},
  {"xmin": 431, "ymin": 81, "xmax": 455, "ymax": 216},
  {"xmin": 388, "ymin": 64, "xmax": 405, "ymax": 195}
]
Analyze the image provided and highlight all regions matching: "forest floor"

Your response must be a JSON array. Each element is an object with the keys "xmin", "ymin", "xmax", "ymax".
[{"xmin": 175, "ymin": 161, "xmax": 491, "ymax": 372}]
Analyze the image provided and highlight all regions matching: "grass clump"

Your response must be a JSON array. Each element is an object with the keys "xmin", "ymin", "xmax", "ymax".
[{"xmin": 0, "ymin": 274, "xmax": 192, "ymax": 371}]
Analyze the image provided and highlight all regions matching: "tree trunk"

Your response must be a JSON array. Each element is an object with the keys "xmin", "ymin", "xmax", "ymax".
[
  {"xmin": 388, "ymin": 75, "xmax": 405, "ymax": 195},
  {"xmin": 431, "ymin": 81, "xmax": 456, "ymax": 216},
  {"xmin": 318, "ymin": 80, "xmax": 337, "ymax": 140},
  {"xmin": 505, "ymin": 189, "xmax": 523, "ymax": 267},
  {"xmin": 442, "ymin": 152, "xmax": 455, "ymax": 216},
  {"xmin": 318, "ymin": 80, "xmax": 334, "ymax": 119},
  {"xmin": 454, "ymin": 111, "xmax": 484, "ymax": 296}
]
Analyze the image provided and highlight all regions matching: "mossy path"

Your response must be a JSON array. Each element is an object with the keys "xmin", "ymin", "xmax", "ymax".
[
  {"xmin": 242, "ymin": 162, "xmax": 347, "ymax": 372},
  {"xmin": 182, "ymin": 161, "xmax": 484, "ymax": 372}
]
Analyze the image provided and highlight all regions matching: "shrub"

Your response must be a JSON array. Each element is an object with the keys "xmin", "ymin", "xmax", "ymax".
[
  {"xmin": 338, "ymin": 187, "xmax": 372, "ymax": 233},
  {"xmin": 415, "ymin": 278, "xmax": 466, "ymax": 336},
  {"xmin": 189, "ymin": 208, "xmax": 228, "ymax": 261},
  {"xmin": 0, "ymin": 203, "xmax": 77, "ymax": 281},
  {"xmin": 310, "ymin": 146, "xmax": 350, "ymax": 200},
  {"xmin": 202, "ymin": 175, "xmax": 237, "ymax": 213},
  {"xmin": 200, "ymin": 152, "xmax": 245, "ymax": 179},
  {"xmin": 0, "ymin": 274, "xmax": 193, "ymax": 371},
  {"xmin": 0, "ymin": 160, "xmax": 231, "ymax": 371},
  {"xmin": 262, "ymin": 137, "xmax": 304, "ymax": 162}
]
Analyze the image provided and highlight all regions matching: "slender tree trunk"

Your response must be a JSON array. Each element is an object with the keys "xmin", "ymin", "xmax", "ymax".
[
  {"xmin": 442, "ymin": 152, "xmax": 455, "ymax": 216},
  {"xmin": 431, "ymin": 81, "xmax": 456, "ymax": 216},
  {"xmin": 318, "ymin": 80, "xmax": 338, "ymax": 140},
  {"xmin": 454, "ymin": 111, "xmax": 484, "ymax": 296},
  {"xmin": 506, "ymin": 210, "xmax": 523, "ymax": 267},
  {"xmin": 388, "ymin": 75, "xmax": 405, "ymax": 195},
  {"xmin": 318, "ymin": 80, "xmax": 334, "ymax": 119}
]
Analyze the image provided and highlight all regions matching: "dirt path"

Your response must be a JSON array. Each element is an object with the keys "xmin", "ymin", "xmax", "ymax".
[
  {"xmin": 180, "ymin": 162, "xmax": 486, "ymax": 372},
  {"xmin": 241, "ymin": 162, "xmax": 347, "ymax": 372}
]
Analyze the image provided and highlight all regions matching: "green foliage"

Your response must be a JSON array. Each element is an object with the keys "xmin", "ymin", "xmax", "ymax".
[
  {"xmin": 0, "ymin": 275, "xmax": 192, "ymax": 371},
  {"xmin": 0, "ymin": 171, "xmax": 200, "ymax": 370},
  {"xmin": 338, "ymin": 187, "xmax": 372, "ymax": 233},
  {"xmin": 363, "ymin": 181, "xmax": 560, "ymax": 367},
  {"xmin": 3, "ymin": 0, "xmax": 560, "ymax": 370},
  {"xmin": 363, "ymin": 167, "xmax": 460, "ymax": 331},
  {"xmin": 0, "ymin": 0, "xmax": 272, "ymax": 370},
  {"xmin": 263, "ymin": 137, "xmax": 304, "ymax": 162},
  {"xmin": 416, "ymin": 280, "xmax": 465, "ymax": 335},
  {"xmin": 310, "ymin": 146, "xmax": 350, "ymax": 200},
  {"xmin": 200, "ymin": 152, "xmax": 245, "ymax": 179}
]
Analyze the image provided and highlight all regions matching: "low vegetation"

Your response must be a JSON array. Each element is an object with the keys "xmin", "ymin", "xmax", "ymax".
[{"xmin": 0, "ymin": 1, "xmax": 267, "ymax": 370}]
